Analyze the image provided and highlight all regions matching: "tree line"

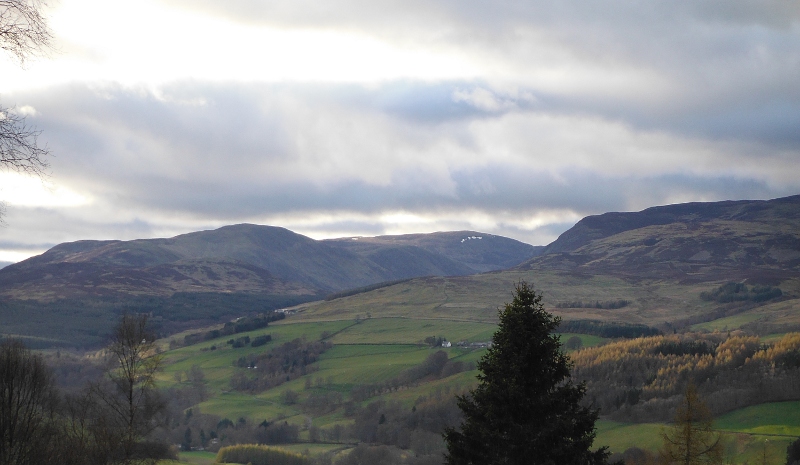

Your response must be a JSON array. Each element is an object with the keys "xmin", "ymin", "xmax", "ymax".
[
  {"xmin": 1, "ymin": 313, "xmax": 172, "ymax": 465},
  {"xmin": 571, "ymin": 331, "xmax": 800, "ymax": 422},
  {"xmin": 230, "ymin": 338, "xmax": 332, "ymax": 392}
]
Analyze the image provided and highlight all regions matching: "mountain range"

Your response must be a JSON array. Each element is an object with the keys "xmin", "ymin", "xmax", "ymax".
[
  {"xmin": 523, "ymin": 194, "xmax": 800, "ymax": 282},
  {"xmin": 1, "ymin": 194, "xmax": 798, "ymax": 347}
]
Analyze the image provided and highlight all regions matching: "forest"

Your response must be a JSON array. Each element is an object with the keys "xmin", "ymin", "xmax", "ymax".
[{"xmin": 572, "ymin": 331, "xmax": 800, "ymax": 422}]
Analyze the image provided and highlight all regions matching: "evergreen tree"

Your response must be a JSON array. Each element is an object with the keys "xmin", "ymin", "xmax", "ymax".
[
  {"xmin": 787, "ymin": 437, "xmax": 800, "ymax": 465},
  {"xmin": 443, "ymin": 281, "xmax": 609, "ymax": 465},
  {"xmin": 660, "ymin": 384, "xmax": 722, "ymax": 465}
]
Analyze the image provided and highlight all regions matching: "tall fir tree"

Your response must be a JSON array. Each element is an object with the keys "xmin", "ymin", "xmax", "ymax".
[{"xmin": 443, "ymin": 281, "xmax": 609, "ymax": 465}]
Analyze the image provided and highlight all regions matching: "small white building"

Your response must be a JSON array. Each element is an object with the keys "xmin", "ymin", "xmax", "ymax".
[{"xmin": 442, "ymin": 341, "xmax": 451, "ymax": 348}]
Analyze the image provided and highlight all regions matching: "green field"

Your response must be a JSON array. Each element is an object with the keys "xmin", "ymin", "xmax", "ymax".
[
  {"xmin": 153, "ymin": 291, "xmax": 800, "ymax": 464},
  {"xmin": 716, "ymin": 401, "xmax": 800, "ymax": 437},
  {"xmin": 595, "ymin": 420, "xmax": 664, "ymax": 452}
]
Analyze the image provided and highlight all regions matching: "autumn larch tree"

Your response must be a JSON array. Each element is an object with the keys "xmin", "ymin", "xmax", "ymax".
[
  {"xmin": 660, "ymin": 383, "xmax": 722, "ymax": 465},
  {"xmin": 443, "ymin": 281, "xmax": 609, "ymax": 465}
]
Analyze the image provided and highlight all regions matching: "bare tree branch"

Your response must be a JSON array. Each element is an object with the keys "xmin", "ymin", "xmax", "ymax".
[
  {"xmin": 0, "ymin": 1, "xmax": 53, "ymax": 222},
  {"xmin": 0, "ymin": 0, "xmax": 52, "ymax": 65},
  {"xmin": 0, "ymin": 105, "xmax": 49, "ymax": 177}
]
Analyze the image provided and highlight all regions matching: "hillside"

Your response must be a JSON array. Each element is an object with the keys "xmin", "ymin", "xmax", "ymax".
[
  {"xmin": 523, "ymin": 195, "xmax": 800, "ymax": 281},
  {"xmin": 0, "ymin": 225, "xmax": 539, "ymax": 347},
  {"xmin": 292, "ymin": 195, "xmax": 800, "ymax": 335},
  {"xmin": 325, "ymin": 231, "xmax": 543, "ymax": 274},
  {"xmin": 15, "ymin": 194, "xmax": 800, "ymax": 464}
]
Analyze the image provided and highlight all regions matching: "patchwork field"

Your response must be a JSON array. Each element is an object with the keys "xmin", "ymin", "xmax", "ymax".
[{"xmin": 155, "ymin": 296, "xmax": 800, "ymax": 464}]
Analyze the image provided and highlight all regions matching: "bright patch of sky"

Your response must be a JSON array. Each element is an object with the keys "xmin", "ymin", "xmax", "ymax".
[
  {"xmin": 0, "ymin": 0, "xmax": 799, "ymax": 262},
  {"xmin": 3, "ymin": 0, "xmax": 479, "ymax": 92}
]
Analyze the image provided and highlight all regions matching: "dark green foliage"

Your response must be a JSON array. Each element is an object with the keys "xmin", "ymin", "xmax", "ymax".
[
  {"xmin": 254, "ymin": 421, "xmax": 300, "ymax": 444},
  {"xmin": 350, "ymin": 352, "xmax": 473, "ymax": 402},
  {"xmin": 777, "ymin": 349, "xmax": 800, "ymax": 369},
  {"xmin": 181, "ymin": 427, "xmax": 192, "ymax": 451},
  {"xmin": 230, "ymin": 336, "xmax": 251, "ymax": 348},
  {"xmin": 0, "ymin": 293, "xmax": 303, "ymax": 349},
  {"xmin": 251, "ymin": 334, "xmax": 272, "ymax": 347},
  {"xmin": 655, "ymin": 340, "xmax": 716, "ymax": 357},
  {"xmin": 700, "ymin": 282, "xmax": 782, "ymax": 303},
  {"xmin": 555, "ymin": 299, "xmax": 630, "ymax": 309},
  {"xmin": 217, "ymin": 418, "xmax": 235, "ymax": 430},
  {"xmin": 183, "ymin": 313, "xmax": 283, "ymax": 347},
  {"xmin": 324, "ymin": 277, "xmax": 417, "ymax": 301},
  {"xmin": 787, "ymin": 437, "xmax": 800, "ymax": 465},
  {"xmin": 558, "ymin": 319, "xmax": 661, "ymax": 338},
  {"xmin": 216, "ymin": 444, "xmax": 308, "ymax": 465},
  {"xmin": 443, "ymin": 282, "xmax": 608, "ymax": 465},
  {"xmin": 230, "ymin": 338, "xmax": 332, "ymax": 392},
  {"xmin": 351, "ymin": 395, "xmax": 462, "ymax": 448},
  {"xmin": 424, "ymin": 336, "xmax": 446, "ymax": 347},
  {"xmin": 565, "ymin": 335, "xmax": 583, "ymax": 350}
]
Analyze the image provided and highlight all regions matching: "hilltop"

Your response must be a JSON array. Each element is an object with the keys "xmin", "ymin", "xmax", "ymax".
[
  {"xmin": 0, "ymin": 226, "xmax": 539, "ymax": 347},
  {"xmin": 2, "ymin": 194, "xmax": 799, "ymax": 348},
  {"xmin": 292, "ymin": 194, "xmax": 800, "ymax": 334},
  {"xmin": 523, "ymin": 195, "xmax": 800, "ymax": 282}
]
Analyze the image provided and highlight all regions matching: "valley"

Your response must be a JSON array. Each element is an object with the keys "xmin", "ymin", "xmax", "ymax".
[{"xmin": 3, "ymin": 195, "xmax": 800, "ymax": 464}]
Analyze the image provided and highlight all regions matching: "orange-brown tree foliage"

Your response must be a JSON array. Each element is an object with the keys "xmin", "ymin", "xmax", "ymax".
[{"xmin": 571, "ymin": 332, "xmax": 800, "ymax": 422}]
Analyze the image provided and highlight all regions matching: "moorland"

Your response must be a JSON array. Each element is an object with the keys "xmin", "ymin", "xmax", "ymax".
[{"xmin": 4, "ymin": 194, "xmax": 800, "ymax": 464}]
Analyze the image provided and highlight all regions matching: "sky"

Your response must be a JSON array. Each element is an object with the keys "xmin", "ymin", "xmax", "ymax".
[{"xmin": 1, "ymin": 0, "xmax": 799, "ymax": 263}]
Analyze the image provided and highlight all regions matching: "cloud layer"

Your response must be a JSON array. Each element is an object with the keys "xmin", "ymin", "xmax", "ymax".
[{"xmin": 1, "ymin": 0, "xmax": 798, "ymax": 259}]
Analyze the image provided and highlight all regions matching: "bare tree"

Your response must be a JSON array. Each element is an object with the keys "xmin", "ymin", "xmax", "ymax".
[
  {"xmin": 91, "ymin": 313, "xmax": 166, "ymax": 464},
  {"xmin": 1, "ymin": 0, "xmax": 52, "ymax": 220},
  {"xmin": 1, "ymin": 0, "xmax": 52, "ymax": 64},
  {"xmin": 0, "ymin": 339, "xmax": 61, "ymax": 465},
  {"xmin": 0, "ymin": 107, "xmax": 49, "ymax": 175}
]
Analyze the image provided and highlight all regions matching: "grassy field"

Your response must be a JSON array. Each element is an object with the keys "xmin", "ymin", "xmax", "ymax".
[
  {"xmin": 284, "ymin": 272, "xmax": 800, "ymax": 338},
  {"xmin": 716, "ymin": 401, "xmax": 800, "ymax": 436},
  {"xmin": 150, "ymin": 277, "xmax": 800, "ymax": 464},
  {"xmin": 595, "ymin": 420, "xmax": 664, "ymax": 452}
]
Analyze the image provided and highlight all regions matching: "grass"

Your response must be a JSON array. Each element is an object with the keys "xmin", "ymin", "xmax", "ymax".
[
  {"xmin": 595, "ymin": 420, "xmax": 664, "ymax": 452},
  {"xmin": 329, "ymin": 318, "xmax": 497, "ymax": 345},
  {"xmin": 557, "ymin": 332, "xmax": 606, "ymax": 349},
  {"xmin": 154, "ymin": 307, "xmax": 497, "ymax": 429},
  {"xmin": 691, "ymin": 313, "xmax": 764, "ymax": 332},
  {"xmin": 594, "ymin": 400, "xmax": 800, "ymax": 464},
  {"xmin": 289, "ymin": 271, "xmax": 793, "ymax": 334},
  {"xmin": 149, "ymin": 279, "xmax": 800, "ymax": 464},
  {"xmin": 716, "ymin": 401, "xmax": 800, "ymax": 436},
  {"xmin": 175, "ymin": 451, "xmax": 217, "ymax": 465}
]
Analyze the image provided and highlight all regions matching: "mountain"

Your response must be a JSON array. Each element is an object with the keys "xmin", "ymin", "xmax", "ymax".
[
  {"xmin": 4, "ymin": 195, "xmax": 799, "ymax": 348},
  {"xmin": 519, "ymin": 195, "xmax": 800, "ymax": 282},
  {"xmin": 289, "ymin": 195, "xmax": 800, "ymax": 341},
  {"xmin": 0, "ymin": 225, "xmax": 540, "ymax": 300},
  {"xmin": 0, "ymin": 226, "xmax": 539, "ymax": 346},
  {"xmin": 324, "ymin": 231, "xmax": 543, "ymax": 274}
]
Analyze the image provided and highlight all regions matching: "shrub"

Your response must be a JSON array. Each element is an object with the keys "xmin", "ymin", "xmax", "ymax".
[
  {"xmin": 251, "ymin": 334, "xmax": 272, "ymax": 347},
  {"xmin": 215, "ymin": 444, "xmax": 308, "ymax": 465}
]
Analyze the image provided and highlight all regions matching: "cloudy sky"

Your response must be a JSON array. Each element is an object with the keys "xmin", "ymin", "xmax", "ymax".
[{"xmin": 1, "ymin": 0, "xmax": 799, "ymax": 263}]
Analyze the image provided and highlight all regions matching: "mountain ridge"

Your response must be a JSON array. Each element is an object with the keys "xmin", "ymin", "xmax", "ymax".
[
  {"xmin": 3, "ymin": 195, "xmax": 799, "ymax": 348},
  {"xmin": 522, "ymin": 194, "xmax": 800, "ymax": 282},
  {"xmin": 0, "ymin": 225, "xmax": 541, "ymax": 300}
]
